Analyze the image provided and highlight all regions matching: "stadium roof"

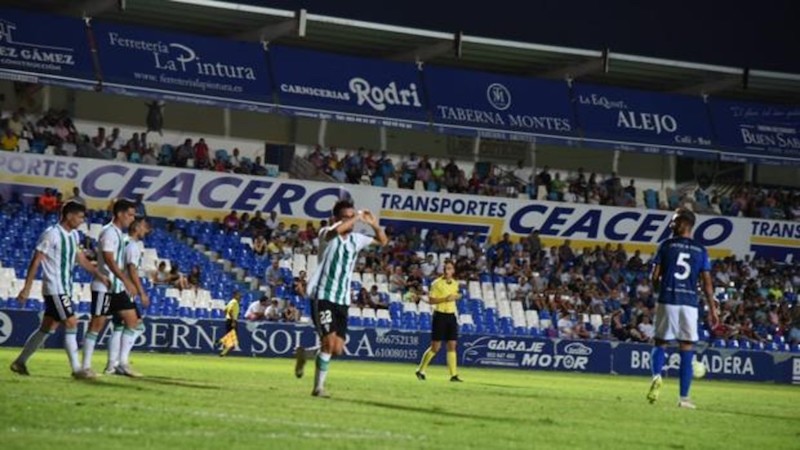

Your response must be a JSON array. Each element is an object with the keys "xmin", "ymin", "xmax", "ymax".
[{"xmin": 12, "ymin": 0, "xmax": 800, "ymax": 104}]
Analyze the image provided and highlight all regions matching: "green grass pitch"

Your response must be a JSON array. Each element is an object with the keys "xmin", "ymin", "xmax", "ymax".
[{"xmin": 0, "ymin": 349, "xmax": 797, "ymax": 450}]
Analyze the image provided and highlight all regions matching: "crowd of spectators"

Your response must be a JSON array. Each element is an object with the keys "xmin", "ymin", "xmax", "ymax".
[
  {"xmin": 0, "ymin": 108, "xmax": 272, "ymax": 177},
  {"xmin": 227, "ymin": 204, "xmax": 798, "ymax": 345},
  {"xmin": 2, "ymin": 108, "xmax": 798, "ymax": 221},
  {"xmin": 306, "ymin": 145, "xmax": 800, "ymax": 221}
]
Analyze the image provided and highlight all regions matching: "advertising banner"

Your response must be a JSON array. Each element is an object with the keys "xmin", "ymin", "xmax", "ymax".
[
  {"xmin": 0, "ymin": 309, "xmax": 795, "ymax": 384},
  {"xmin": 91, "ymin": 21, "xmax": 272, "ymax": 111},
  {"xmin": 709, "ymin": 99, "xmax": 800, "ymax": 164},
  {"xmin": 612, "ymin": 342, "xmax": 775, "ymax": 382},
  {"xmin": 573, "ymin": 83, "xmax": 716, "ymax": 158},
  {"xmin": 2, "ymin": 152, "xmax": 799, "ymax": 262},
  {"xmin": 0, "ymin": 8, "xmax": 95, "ymax": 89},
  {"xmin": 424, "ymin": 66, "xmax": 576, "ymax": 143},
  {"xmin": 270, "ymin": 45, "xmax": 427, "ymax": 129}
]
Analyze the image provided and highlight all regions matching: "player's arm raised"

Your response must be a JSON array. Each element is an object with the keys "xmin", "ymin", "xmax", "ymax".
[
  {"xmin": 324, "ymin": 214, "xmax": 360, "ymax": 241},
  {"xmin": 360, "ymin": 210, "xmax": 388, "ymax": 247},
  {"xmin": 16, "ymin": 251, "xmax": 45, "ymax": 303},
  {"xmin": 76, "ymin": 251, "xmax": 109, "ymax": 287}
]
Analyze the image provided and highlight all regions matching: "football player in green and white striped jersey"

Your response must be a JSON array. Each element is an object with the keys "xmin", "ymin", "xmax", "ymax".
[
  {"xmin": 82, "ymin": 199, "xmax": 137, "ymax": 377},
  {"xmin": 10, "ymin": 201, "xmax": 109, "ymax": 379},
  {"xmin": 296, "ymin": 199, "xmax": 388, "ymax": 398}
]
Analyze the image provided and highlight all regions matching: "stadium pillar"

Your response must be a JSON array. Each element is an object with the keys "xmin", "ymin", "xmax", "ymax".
[
  {"xmin": 529, "ymin": 143, "xmax": 536, "ymax": 171},
  {"xmin": 473, "ymin": 136, "xmax": 481, "ymax": 162},
  {"xmin": 612, "ymin": 150, "xmax": 620, "ymax": 173},
  {"xmin": 745, "ymin": 163, "xmax": 754, "ymax": 183},
  {"xmin": 318, "ymin": 119, "xmax": 328, "ymax": 147},
  {"xmin": 379, "ymin": 126, "xmax": 387, "ymax": 151},
  {"xmin": 42, "ymin": 85, "xmax": 51, "ymax": 113},
  {"xmin": 223, "ymin": 108, "xmax": 231, "ymax": 138}
]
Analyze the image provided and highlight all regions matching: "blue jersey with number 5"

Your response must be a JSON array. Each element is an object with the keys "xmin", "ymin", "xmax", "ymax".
[{"xmin": 653, "ymin": 237, "xmax": 710, "ymax": 307}]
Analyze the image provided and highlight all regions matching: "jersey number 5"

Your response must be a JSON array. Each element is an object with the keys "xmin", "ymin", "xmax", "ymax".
[{"xmin": 675, "ymin": 252, "xmax": 691, "ymax": 280}]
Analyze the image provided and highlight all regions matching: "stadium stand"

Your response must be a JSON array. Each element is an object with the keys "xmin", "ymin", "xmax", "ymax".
[{"xmin": 1, "ymin": 197, "xmax": 797, "ymax": 352}]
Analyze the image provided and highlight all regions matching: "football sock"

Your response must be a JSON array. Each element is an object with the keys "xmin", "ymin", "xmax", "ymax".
[
  {"xmin": 315, "ymin": 352, "xmax": 331, "ymax": 391},
  {"xmin": 16, "ymin": 329, "xmax": 50, "ymax": 364},
  {"xmin": 65, "ymin": 329, "xmax": 81, "ymax": 373},
  {"xmin": 303, "ymin": 346, "xmax": 319, "ymax": 359},
  {"xmin": 119, "ymin": 327, "xmax": 137, "ymax": 366},
  {"xmin": 82, "ymin": 331, "xmax": 99, "ymax": 370},
  {"xmin": 418, "ymin": 347, "xmax": 436, "ymax": 373},
  {"xmin": 447, "ymin": 351, "xmax": 458, "ymax": 377},
  {"xmin": 107, "ymin": 326, "xmax": 123, "ymax": 369},
  {"xmin": 651, "ymin": 346, "xmax": 666, "ymax": 379},
  {"xmin": 679, "ymin": 350, "xmax": 694, "ymax": 399}
]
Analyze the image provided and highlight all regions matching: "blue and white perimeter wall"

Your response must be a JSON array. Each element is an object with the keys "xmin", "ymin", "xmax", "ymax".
[
  {"xmin": 1, "ymin": 152, "xmax": 799, "ymax": 261},
  {"xmin": 0, "ymin": 310, "xmax": 797, "ymax": 384}
]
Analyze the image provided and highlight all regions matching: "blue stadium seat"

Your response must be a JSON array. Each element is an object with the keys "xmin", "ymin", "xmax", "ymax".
[
  {"xmin": 738, "ymin": 339, "xmax": 752, "ymax": 350},
  {"xmin": 766, "ymin": 342, "xmax": 781, "ymax": 351},
  {"xmin": 712, "ymin": 339, "xmax": 727, "ymax": 348},
  {"xmin": 349, "ymin": 316, "xmax": 363, "ymax": 327},
  {"xmin": 726, "ymin": 339, "xmax": 740, "ymax": 349}
]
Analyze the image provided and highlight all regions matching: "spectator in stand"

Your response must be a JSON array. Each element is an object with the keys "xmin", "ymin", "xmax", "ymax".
[
  {"xmin": 538, "ymin": 166, "xmax": 552, "ymax": 196},
  {"xmin": 194, "ymin": 138, "xmax": 210, "ymax": 169},
  {"xmin": 298, "ymin": 221, "xmax": 317, "ymax": 243},
  {"xmin": 145, "ymin": 100, "xmax": 164, "ymax": 135},
  {"xmin": 223, "ymin": 210, "xmax": 239, "ymax": 233},
  {"xmin": 37, "ymin": 188, "xmax": 59, "ymax": 213},
  {"xmin": 624, "ymin": 179, "xmax": 636, "ymax": 201},
  {"xmin": 230, "ymin": 148, "xmax": 241, "ymax": 172},
  {"xmin": 142, "ymin": 147, "xmax": 158, "ymax": 165},
  {"xmin": 252, "ymin": 234, "xmax": 268, "ymax": 256},
  {"xmin": 249, "ymin": 211, "xmax": 266, "ymax": 236},
  {"xmin": 170, "ymin": 265, "xmax": 190, "ymax": 290},
  {"xmin": 283, "ymin": 303, "xmax": 300, "ymax": 322},
  {"xmin": 265, "ymin": 298, "xmax": 281, "ymax": 321},
  {"xmin": 105, "ymin": 127, "xmax": 124, "ymax": 152},
  {"xmin": 66, "ymin": 187, "xmax": 85, "ymax": 206},
  {"xmin": 1, "ymin": 128, "xmax": 19, "ymax": 151},
  {"xmin": 627, "ymin": 250, "xmax": 644, "ymax": 271},
  {"xmin": 151, "ymin": 261, "xmax": 171, "ymax": 285},
  {"xmin": 265, "ymin": 211, "xmax": 278, "ymax": 240},
  {"xmin": 550, "ymin": 173, "xmax": 566, "ymax": 201},
  {"xmin": 187, "ymin": 265, "xmax": 201, "ymax": 288},
  {"xmin": 175, "ymin": 138, "xmax": 193, "ymax": 167},
  {"xmin": 126, "ymin": 132, "xmax": 143, "ymax": 155},
  {"xmin": 245, "ymin": 296, "xmax": 269, "ymax": 321},
  {"xmin": 238, "ymin": 212, "xmax": 251, "ymax": 235},
  {"xmin": 293, "ymin": 271, "xmax": 307, "ymax": 297},
  {"xmin": 7, "ymin": 111, "xmax": 24, "ymax": 137},
  {"xmin": 251, "ymin": 156, "xmax": 267, "ymax": 176},
  {"xmin": 264, "ymin": 258, "xmax": 284, "ymax": 291},
  {"xmin": 389, "ymin": 266, "xmax": 407, "ymax": 293},
  {"xmin": 134, "ymin": 194, "xmax": 147, "ymax": 217}
]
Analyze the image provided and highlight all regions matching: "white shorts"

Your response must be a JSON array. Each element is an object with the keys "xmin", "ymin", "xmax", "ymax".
[{"xmin": 654, "ymin": 303, "xmax": 698, "ymax": 342}]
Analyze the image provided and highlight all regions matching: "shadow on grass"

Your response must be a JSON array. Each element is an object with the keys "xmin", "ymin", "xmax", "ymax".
[
  {"xmin": 702, "ymin": 407, "xmax": 800, "ymax": 423},
  {"xmin": 133, "ymin": 375, "xmax": 221, "ymax": 390},
  {"xmin": 333, "ymin": 398, "xmax": 535, "ymax": 424}
]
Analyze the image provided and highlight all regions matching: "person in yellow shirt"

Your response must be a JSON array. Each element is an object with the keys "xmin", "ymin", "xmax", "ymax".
[
  {"xmin": 416, "ymin": 260, "xmax": 462, "ymax": 382},
  {"xmin": 219, "ymin": 291, "xmax": 241, "ymax": 356},
  {"xmin": 1, "ymin": 129, "xmax": 19, "ymax": 151}
]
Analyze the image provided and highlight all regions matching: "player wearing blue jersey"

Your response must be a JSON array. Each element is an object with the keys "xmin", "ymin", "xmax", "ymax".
[{"xmin": 647, "ymin": 208, "xmax": 719, "ymax": 409}]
